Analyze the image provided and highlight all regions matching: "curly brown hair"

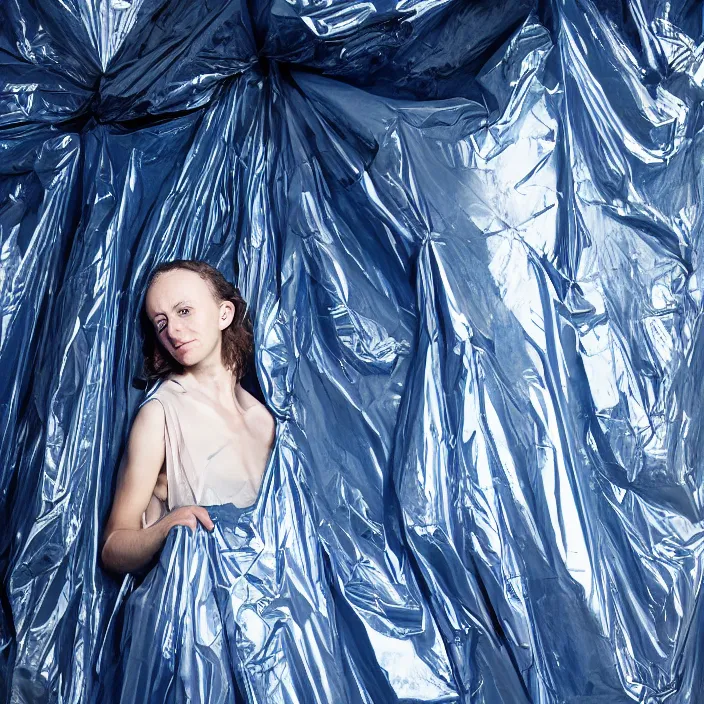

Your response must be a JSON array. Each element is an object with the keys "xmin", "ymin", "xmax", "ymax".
[{"xmin": 137, "ymin": 259, "xmax": 254, "ymax": 386}]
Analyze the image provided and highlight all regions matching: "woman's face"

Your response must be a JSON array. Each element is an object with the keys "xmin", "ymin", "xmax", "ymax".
[{"xmin": 144, "ymin": 269, "xmax": 234, "ymax": 369}]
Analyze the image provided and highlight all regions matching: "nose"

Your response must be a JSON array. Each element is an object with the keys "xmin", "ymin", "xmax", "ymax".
[{"xmin": 166, "ymin": 319, "xmax": 185, "ymax": 343}]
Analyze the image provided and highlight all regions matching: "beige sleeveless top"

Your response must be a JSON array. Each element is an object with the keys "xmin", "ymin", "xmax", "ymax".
[{"xmin": 140, "ymin": 375, "xmax": 268, "ymax": 528}]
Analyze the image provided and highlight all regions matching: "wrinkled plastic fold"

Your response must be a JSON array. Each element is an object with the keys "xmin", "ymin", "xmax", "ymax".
[{"xmin": 1, "ymin": 0, "xmax": 704, "ymax": 702}]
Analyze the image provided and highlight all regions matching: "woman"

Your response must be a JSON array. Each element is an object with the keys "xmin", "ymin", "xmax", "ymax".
[{"xmin": 101, "ymin": 259, "xmax": 276, "ymax": 575}]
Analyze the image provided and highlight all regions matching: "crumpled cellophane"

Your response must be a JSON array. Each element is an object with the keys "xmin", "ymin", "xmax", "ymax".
[{"xmin": 2, "ymin": 0, "xmax": 704, "ymax": 702}]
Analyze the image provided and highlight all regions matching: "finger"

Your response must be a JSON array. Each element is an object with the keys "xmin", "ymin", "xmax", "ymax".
[
  {"xmin": 195, "ymin": 507, "xmax": 215, "ymax": 530},
  {"xmin": 197, "ymin": 511, "xmax": 214, "ymax": 531}
]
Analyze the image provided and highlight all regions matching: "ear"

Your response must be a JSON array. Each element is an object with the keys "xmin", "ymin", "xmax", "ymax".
[{"xmin": 218, "ymin": 301, "xmax": 236, "ymax": 330}]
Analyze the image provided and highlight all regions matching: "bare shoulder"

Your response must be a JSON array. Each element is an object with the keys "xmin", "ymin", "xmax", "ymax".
[
  {"xmin": 237, "ymin": 387, "xmax": 275, "ymax": 435},
  {"xmin": 133, "ymin": 396, "xmax": 165, "ymax": 430},
  {"xmin": 236, "ymin": 385, "xmax": 270, "ymax": 414},
  {"xmin": 125, "ymin": 397, "xmax": 166, "ymax": 451}
]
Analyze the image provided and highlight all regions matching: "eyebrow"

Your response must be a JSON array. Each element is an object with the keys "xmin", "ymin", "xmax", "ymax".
[{"xmin": 153, "ymin": 300, "xmax": 191, "ymax": 320}]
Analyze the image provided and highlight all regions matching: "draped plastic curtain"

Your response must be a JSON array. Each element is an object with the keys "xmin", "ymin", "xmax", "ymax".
[{"xmin": 2, "ymin": 0, "xmax": 704, "ymax": 702}]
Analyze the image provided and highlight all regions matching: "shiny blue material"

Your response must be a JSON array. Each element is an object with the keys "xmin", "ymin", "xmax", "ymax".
[{"xmin": 2, "ymin": 0, "xmax": 704, "ymax": 702}]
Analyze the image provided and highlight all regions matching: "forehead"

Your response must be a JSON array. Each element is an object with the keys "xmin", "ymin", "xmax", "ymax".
[{"xmin": 145, "ymin": 269, "xmax": 214, "ymax": 317}]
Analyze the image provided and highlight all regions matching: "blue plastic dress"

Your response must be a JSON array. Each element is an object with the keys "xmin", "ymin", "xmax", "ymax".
[{"xmin": 2, "ymin": 1, "xmax": 704, "ymax": 702}]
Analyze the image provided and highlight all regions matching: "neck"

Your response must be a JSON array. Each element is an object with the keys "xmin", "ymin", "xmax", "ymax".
[
  {"xmin": 175, "ymin": 362, "xmax": 240, "ymax": 403},
  {"xmin": 185, "ymin": 366, "xmax": 236, "ymax": 388}
]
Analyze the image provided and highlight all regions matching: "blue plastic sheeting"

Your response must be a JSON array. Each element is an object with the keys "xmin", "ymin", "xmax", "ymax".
[{"xmin": 2, "ymin": 0, "xmax": 704, "ymax": 701}]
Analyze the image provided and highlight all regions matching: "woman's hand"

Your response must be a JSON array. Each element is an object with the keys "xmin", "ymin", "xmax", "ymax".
[
  {"xmin": 158, "ymin": 505, "xmax": 215, "ymax": 538},
  {"xmin": 102, "ymin": 505, "xmax": 214, "ymax": 575}
]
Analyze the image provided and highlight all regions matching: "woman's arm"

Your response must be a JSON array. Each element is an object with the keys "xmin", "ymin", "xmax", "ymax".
[{"xmin": 101, "ymin": 399, "xmax": 215, "ymax": 575}]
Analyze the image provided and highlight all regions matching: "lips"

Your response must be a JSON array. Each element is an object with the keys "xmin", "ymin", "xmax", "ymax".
[{"xmin": 174, "ymin": 341, "xmax": 193, "ymax": 350}]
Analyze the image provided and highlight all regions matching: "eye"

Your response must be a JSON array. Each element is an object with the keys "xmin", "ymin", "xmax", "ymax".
[{"xmin": 179, "ymin": 308, "xmax": 190, "ymax": 315}]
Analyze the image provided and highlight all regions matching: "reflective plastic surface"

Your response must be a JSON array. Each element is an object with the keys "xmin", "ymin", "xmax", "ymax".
[{"xmin": 2, "ymin": 0, "xmax": 704, "ymax": 702}]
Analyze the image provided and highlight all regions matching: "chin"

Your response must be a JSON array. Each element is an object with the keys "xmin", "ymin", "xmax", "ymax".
[{"xmin": 180, "ymin": 352, "xmax": 207, "ymax": 368}]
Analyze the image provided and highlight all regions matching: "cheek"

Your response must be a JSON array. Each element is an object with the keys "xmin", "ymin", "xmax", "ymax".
[{"xmin": 193, "ymin": 312, "xmax": 216, "ymax": 338}]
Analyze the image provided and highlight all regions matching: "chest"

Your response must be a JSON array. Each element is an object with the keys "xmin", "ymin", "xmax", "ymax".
[{"xmin": 177, "ymin": 395, "xmax": 274, "ymax": 464}]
